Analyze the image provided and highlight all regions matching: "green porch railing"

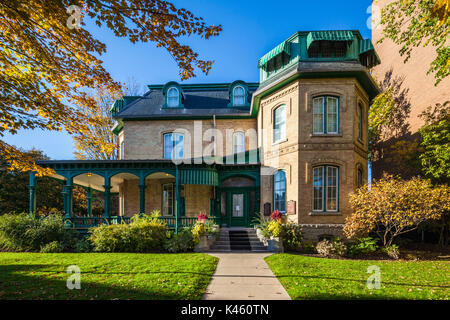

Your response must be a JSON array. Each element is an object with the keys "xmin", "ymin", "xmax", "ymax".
[{"xmin": 64, "ymin": 216, "xmax": 219, "ymax": 229}]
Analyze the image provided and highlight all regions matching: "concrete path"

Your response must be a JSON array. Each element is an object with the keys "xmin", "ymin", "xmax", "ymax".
[{"xmin": 202, "ymin": 253, "xmax": 291, "ymax": 300}]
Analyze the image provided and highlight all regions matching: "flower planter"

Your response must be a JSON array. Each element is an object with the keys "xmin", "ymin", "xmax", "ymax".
[{"xmin": 267, "ymin": 237, "xmax": 284, "ymax": 253}]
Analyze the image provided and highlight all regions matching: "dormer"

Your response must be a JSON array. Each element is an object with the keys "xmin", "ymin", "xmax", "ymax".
[
  {"xmin": 162, "ymin": 81, "xmax": 184, "ymax": 108},
  {"xmin": 228, "ymin": 80, "xmax": 250, "ymax": 108}
]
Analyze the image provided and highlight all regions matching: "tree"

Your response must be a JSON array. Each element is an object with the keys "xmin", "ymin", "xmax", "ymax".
[
  {"xmin": 73, "ymin": 79, "xmax": 142, "ymax": 160},
  {"xmin": 0, "ymin": 0, "xmax": 222, "ymax": 175},
  {"xmin": 0, "ymin": 149, "xmax": 63, "ymax": 214},
  {"xmin": 419, "ymin": 101, "xmax": 450, "ymax": 184},
  {"xmin": 379, "ymin": 0, "xmax": 450, "ymax": 85},
  {"xmin": 344, "ymin": 175, "xmax": 449, "ymax": 247}
]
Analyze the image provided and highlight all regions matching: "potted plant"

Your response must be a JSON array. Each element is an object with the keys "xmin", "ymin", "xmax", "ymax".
[{"xmin": 266, "ymin": 210, "xmax": 284, "ymax": 252}]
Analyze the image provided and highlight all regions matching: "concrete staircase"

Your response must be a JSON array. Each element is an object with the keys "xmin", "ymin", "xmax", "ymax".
[{"xmin": 210, "ymin": 228, "xmax": 268, "ymax": 252}]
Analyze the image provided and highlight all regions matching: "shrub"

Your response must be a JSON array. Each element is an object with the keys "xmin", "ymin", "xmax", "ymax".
[
  {"xmin": 165, "ymin": 229, "xmax": 196, "ymax": 253},
  {"xmin": 316, "ymin": 238, "xmax": 346, "ymax": 257},
  {"xmin": 40, "ymin": 241, "xmax": 63, "ymax": 253},
  {"xmin": 74, "ymin": 238, "xmax": 93, "ymax": 253},
  {"xmin": 345, "ymin": 175, "xmax": 449, "ymax": 246},
  {"xmin": 382, "ymin": 244, "xmax": 400, "ymax": 260},
  {"xmin": 89, "ymin": 217, "xmax": 168, "ymax": 252},
  {"xmin": 347, "ymin": 237, "xmax": 379, "ymax": 257},
  {"xmin": 281, "ymin": 223, "xmax": 303, "ymax": 251},
  {"xmin": 302, "ymin": 241, "xmax": 316, "ymax": 253},
  {"xmin": 0, "ymin": 213, "xmax": 75, "ymax": 252}
]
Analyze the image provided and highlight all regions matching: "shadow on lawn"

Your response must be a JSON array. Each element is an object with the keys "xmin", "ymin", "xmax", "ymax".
[
  {"xmin": 275, "ymin": 274, "xmax": 450, "ymax": 289},
  {"xmin": 0, "ymin": 264, "xmax": 210, "ymax": 300}
]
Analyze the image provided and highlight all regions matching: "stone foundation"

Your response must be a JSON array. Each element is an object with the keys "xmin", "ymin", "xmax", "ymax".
[{"xmin": 300, "ymin": 224, "xmax": 344, "ymax": 242}]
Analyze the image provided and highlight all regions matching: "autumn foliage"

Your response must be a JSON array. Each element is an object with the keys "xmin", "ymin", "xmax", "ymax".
[
  {"xmin": 344, "ymin": 175, "xmax": 450, "ymax": 247},
  {"xmin": 0, "ymin": 0, "xmax": 221, "ymax": 175}
]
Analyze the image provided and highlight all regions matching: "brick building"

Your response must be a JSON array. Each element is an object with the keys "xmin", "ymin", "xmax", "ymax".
[{"xmin": 32, "ymin": 30, "xmax": 380, "ymax": 240}]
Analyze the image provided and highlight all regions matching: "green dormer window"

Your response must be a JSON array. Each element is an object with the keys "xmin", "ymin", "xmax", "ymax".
[
  {"xmin": 167, "ymin": 87, "xmax": 179, "ymax": 107},
  {"xmin": 228, "ymin": 81, "xmax": 249, "ymax": 107}
]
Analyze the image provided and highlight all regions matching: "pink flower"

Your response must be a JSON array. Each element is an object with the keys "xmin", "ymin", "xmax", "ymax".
[{"xmin": 198, "ymin": 213, "xmax": 208, "ymax": 221}]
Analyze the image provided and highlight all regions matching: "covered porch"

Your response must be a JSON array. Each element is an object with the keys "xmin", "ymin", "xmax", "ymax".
[{"xmin": 29, "ymin": 160, "xmax": 260, "ymax": 231}]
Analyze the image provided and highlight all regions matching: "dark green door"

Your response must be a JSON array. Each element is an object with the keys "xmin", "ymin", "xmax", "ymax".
[{"xmin": 228, "ymin": 190, "xmax": 248, "ymax": 227}]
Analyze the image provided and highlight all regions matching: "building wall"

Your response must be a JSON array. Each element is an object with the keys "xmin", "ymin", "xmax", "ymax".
[
  {"xmin": 258, "ymin": 78, "xmax": 369, "ymax": 238},
  {"xmin": 123, "ymin": 118, "xmax": 257, "ymax": 160},
  {"xmin": 372, "ymin": 0, "xmax": 450, "ymax": 133}
]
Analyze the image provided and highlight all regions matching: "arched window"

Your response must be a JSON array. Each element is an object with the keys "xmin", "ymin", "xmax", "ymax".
[
  {"xmin": 313, "ymin": 165, "xmax": 339, "ymax": 212},
  {"xmin": 273, "ymin": 105, "xmax": 286, "ymax": 143},
  {"xmin": 163, "ymin": 132, "xmax": 184, "ymax": 159},
  {"xmin": 233, "ymin": 86, "xmax": 245, "ymax": 106},
  {"xmin": 274, "ymin": 170, "xmax": 286, "ymax": 213},
  {"xmin": 313, "ymin": 96, "xmax": 339, "ymax": 134},
  {"xmin": 167, "ymin": 87, "xmax": 179, "ymax": 107},
  {"xmin": 357, "ymin": 167, "xmax": 364, "ymax": 188},
  {"xmin": 120, "ymin": 141, "xmax": 125, "ymax": 160},
  {"xmin": 232, "ymin": 131, "xmax": 245, "ymax": 154},
  {"xmin": 358, "ymin": 103, "xmax": 363, "ymax": 141}
]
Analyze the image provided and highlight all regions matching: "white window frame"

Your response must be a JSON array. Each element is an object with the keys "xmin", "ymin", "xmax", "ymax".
[
  {"xmin": 167, "ymin": 87, "xmax": 179, "ymax": 108},
  {"xmin": 232, "ymin": 86, "xmax": 246, "ymax": 106},
  {"xmin": 313, "ymin": 165, "xmax": 339, "ymax": 212},
  {"xmin": 312, "ymin": 96, "xmax": 339, "ymax": 135},
  {"xmin": 273, "ymin": 105, "xmax": 286, "ymax": 143},
  {"xmin": 232, "ymin": 131, "xmax": 245, "ymax": 154},
  {"xmin": 163, "ymin": 132, "xmax": 184, "ymax": 159}
]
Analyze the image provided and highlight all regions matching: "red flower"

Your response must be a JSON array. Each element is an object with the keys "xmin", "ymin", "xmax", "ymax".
[
  {"xmin": 198, "ymin": 213, "xmax": 208, "ymax": 221},
  {"xmin": 270, "ymin": 210, "xmax": 282, "ymax": 221}
]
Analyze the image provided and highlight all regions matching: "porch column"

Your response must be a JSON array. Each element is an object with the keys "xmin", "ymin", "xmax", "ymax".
[
  {"xmin": 86, "ymin": 187, "xmax": 93, "ymax": 217},
  {"xmin": 139, "ymin": 175, "xmax": 146, "ymax": 216},
  {"xmin": 63, "ymin": 178, "xmax": 73, "ymax": 219},
  {"xmin": 28, "ymin": 171, "xmax": 37, "ymax": 216},
  {"xmin": 175, "ymin": 166, "xmax": 181, "ymax": 233},
  {"xmin": 103, "ymin": 176, "xmax": 111, "ymax": 218}
]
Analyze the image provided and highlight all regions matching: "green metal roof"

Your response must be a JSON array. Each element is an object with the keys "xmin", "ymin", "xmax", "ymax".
[
  {"xmin": 179, "ymin": 168, "xmax": 218, "ymax": 186},
  {"xmin": 359, "ymin": 39, "xmax": 374, "ymax": 54},
  {"xmin": 258, "ymin": 41, "xmax": 291, "ymax": 68},
  {"xmin": 306, "ymin": 31, "xmax": 354, "ymax": 48}
]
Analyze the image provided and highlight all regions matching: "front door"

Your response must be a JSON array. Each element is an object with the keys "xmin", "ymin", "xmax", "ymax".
[{"xmin": 229, "ymin": 191, "xmax": 248, "ymax": 227}]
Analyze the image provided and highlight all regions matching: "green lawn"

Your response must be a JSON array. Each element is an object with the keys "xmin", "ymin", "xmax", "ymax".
[
  {"xmin": 265, "ymin": 254, "xmax": 450, "ymax": 300},
  {"xmin": 0, "ymin": 252, "xmax": 218, "ymax": 300}
]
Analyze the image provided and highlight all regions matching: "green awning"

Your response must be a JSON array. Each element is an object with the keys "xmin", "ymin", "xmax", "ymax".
[
  {"xmin": 306, "ymin": 31, "xmax": 354, "ymax": 49},
  {"xmin": 258, "ymin": 41, "xmax": 290, "ymax": 68},
  {"xmin": 179, "ymin": 169, "xmax": 218, "ymax": 186},
  {"xmin": 359, "ymin": 39, "xmax": 375, "ymax": 54}
]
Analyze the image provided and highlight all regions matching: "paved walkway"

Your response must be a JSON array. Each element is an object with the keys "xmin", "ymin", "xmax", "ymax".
[{"xmin": 202, "ymin": 253, "xmax": 291, "ymax": 300}]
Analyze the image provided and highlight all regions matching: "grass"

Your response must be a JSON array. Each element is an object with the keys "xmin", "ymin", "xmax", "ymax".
[
  {"xmin": 265, "ymin": 253, "xmax": 450, "ymax": 300},
  {"xmin": 0, "ymin": 252, "xmax": 218, "ymax": 300}
]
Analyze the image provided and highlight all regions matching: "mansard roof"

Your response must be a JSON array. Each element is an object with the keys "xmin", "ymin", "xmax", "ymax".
[{"xmin": 113, "ymin": 82, "xmax": 259, "ymax": 120}]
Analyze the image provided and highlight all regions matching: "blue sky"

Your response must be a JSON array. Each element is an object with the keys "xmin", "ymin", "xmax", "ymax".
[{"xmin": 4, "ymin": 0, "xmax": 374, "ymax": 159}]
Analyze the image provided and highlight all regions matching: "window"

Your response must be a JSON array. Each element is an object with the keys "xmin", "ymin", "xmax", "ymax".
[
  {"xmin": 274, "ymin": 170, "xmax": 286, "ymax": 213},
  {"xmin": 312, "ymin": 96, "xmax": 339, "ymax": 134},
  {"xmin": 120, "ymin": 141, "xmax": 125, "ymax": 159},
  {"xmin": 273, "ymin": 105, "xmax": 286, "ymax": 143},
  {"xmin": 167, "ymin": 87, "xmax": 179, "ymax": 107},
  {"xmin": 357, "ymin": 168, "xmax": 364, "ymax": 188},
  {"xmin": 163, "ymin": 133, "xmax": 184, "ymax": 159},
  {"xmin": 232, "ymin": 131, "xmax": 245, "ymax": 154},
  {"xmin": 313, "ymin": 165, "xmax": 339, "ymax": 212},
  {"xmin": 162, "ymin": 183, "xmax": 174, "ymax": 216},
  {"xmin": 308, "ymin": 41, "xmax": 348, "ymax": 58},
  {"xmin": 233, "ymin": 86, "xmax": 246, "ymax": 106},
  {"xmin": 358, "ymin": 103, "xmax": 363, "ymax": 141}
]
